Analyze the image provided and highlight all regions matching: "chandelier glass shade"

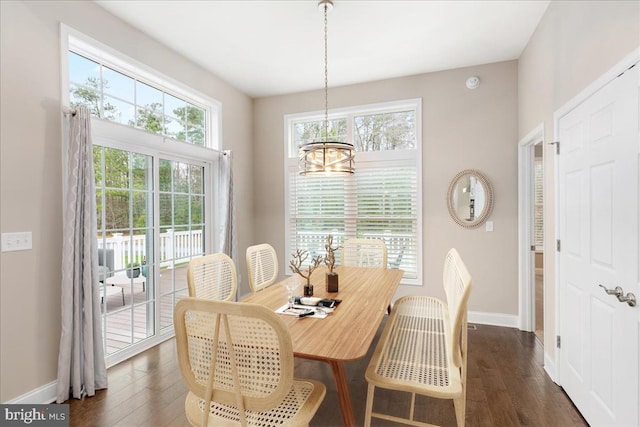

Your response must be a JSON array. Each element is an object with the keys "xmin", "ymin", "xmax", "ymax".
[{"xmin": 299, "ymin": 0, "xmax": 355, "ymax": 176}]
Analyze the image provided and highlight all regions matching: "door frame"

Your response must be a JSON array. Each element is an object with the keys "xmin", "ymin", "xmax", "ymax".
[
  {"xmin": 518, "ymin": 123, "xmax": 545, "ymax": 333},
  {"xmin": 553, "ymin": 47, "xmax": 640, "ymax": 386}
]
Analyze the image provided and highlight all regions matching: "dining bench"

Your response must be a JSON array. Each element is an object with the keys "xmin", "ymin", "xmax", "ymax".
[{"xmin": 364, "ymin": 248, "xmax": 472, "ymax": 427}]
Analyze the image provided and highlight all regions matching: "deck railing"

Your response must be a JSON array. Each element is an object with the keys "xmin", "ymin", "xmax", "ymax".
[
  {"xmin": 98, "ymin": 229, "xmax": 203, "ymax": 270},
  {"xmin": 294, "ymin": 231, "xmax": 411, "ymax": 270}
]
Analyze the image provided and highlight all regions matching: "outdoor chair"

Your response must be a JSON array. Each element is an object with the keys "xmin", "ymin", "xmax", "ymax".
[
  {"xmin": 174, "ymin": 297, "xmax": 326, "ymax": 426},
  {"xmin": 246, "ymin": 243, "xmax": 278, "ymax": 293},
  {"xmin": 97, "ymin": 248, "xmax": 114, "ymax": 282},
  {"xmin": 187, "ymin": 253, "xmax": 237, "ymax": 301}
]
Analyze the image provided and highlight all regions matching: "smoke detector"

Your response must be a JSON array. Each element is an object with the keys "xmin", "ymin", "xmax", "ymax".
[{"xmin": 466, "ymin": 76, "xmax": 480, "ymax": 89}]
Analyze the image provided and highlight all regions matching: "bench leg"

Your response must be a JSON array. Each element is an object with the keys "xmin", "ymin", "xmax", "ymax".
[
  {"xmin": 364, "ymin": 383, "xmax": 375, "ymax": 427},
  {"xmin": 453, "ymin": 395, "xmax": 465, "ymax": 427},
  {"xmin": 409, "ymin": 392, "xmax": 416, "ymax": 421}
]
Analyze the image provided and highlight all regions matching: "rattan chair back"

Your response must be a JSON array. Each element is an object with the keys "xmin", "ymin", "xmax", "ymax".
[
  {"xmin": 174, "ymin": 298, "xmax": 326, "ymax": 426},
  {"xmin": 246, "ymin": 243, "xmax": 278, "ymax": 293},
  {"xmin": 187, "ymin": 253, "xmax": 237, "ymax": 301},
  {"xmin": 341, "ymin": 238, "xmax": 388, "ymax": 269}
]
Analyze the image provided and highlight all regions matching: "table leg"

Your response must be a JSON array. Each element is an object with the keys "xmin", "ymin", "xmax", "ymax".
[{"xmin": 328, "ymin": 360, "xmax": 356, "ymax": 427}]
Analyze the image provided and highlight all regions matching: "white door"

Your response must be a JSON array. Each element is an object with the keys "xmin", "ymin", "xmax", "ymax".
[{"xmin": 558, "ymin": 63, "xmax": 639, "ymax": 426}]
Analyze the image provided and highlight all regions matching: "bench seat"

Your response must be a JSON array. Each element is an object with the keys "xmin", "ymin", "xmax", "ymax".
[
  {"xmin": 367, "ymin": 296, "xmax": 461, "ymax": 398},
  {"xmin": 364, "ymin": 248, "xmax": 472, "ymax": 427}
]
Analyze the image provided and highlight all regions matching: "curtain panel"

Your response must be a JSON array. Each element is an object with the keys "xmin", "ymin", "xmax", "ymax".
[
  {"xmin": 56, "ymin": 106, "xmax": 107, "ymax": 403},
  {"xmin": 219, "ymin": 150, "xmax": 236, "ymax": 263}
]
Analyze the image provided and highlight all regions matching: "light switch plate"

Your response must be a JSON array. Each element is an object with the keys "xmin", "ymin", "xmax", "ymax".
[
  {"xmin": 1, "ymin": 232, "xmax": 33, "ymax": 252},
  {"xmin": 485, "ymin": 221, "xmax": 494, "ymax": 232}
]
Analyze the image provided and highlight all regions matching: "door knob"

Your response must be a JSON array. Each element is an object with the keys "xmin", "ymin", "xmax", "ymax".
[
  {"xmin": 618, "ymin": 292, "xmax": 636, "ymax": 307},
  {"xmin": 598, "ymin": 284, "xmax": 637, "ymax": 307},
  {"xmin": 598, "ymin": 284, "xmax": 623, "ymax": 297}
]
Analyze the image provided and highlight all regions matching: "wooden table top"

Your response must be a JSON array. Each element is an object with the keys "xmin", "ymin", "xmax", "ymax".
[{"xmin": 242, "ymin": 265, "xmax": 403, "ymax": 362}]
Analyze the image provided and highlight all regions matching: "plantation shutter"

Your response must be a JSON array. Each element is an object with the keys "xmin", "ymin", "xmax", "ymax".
[
  {"xmin": 285, "ymin": 99, "xmax": 421, "ymax": 286},
  {"xmin": 287, "ymin": 158, "xmax": 418, "ymax": 283},
  {"xmin": 355, "ymin": 163, "xmax": 417, "ymax": 279}
]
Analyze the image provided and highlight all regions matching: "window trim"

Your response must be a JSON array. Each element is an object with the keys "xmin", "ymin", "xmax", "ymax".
[{"xmin": 284, "ymin": 99, "xmax": 423, "ymax": 286}]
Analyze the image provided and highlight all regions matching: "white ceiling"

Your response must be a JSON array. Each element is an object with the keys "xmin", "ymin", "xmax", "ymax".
[{"xmin": 95, "ymin": 0, "xmax": 550, "ymax": 98}]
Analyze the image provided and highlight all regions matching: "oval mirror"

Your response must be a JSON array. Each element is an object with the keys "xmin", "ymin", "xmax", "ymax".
[{"xmin": 447, "ymin": 169, "xmax": 494, "ymax": 228}]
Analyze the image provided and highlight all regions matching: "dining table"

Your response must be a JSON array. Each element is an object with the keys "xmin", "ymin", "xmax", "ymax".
[{"xmin": 242, "ymin": 265, "xmax": 404, "ymax": 427}]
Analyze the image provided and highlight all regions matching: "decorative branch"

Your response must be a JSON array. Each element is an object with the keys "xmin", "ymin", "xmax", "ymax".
[
  {"xmin": 324, "ymin": 235, "xmax": 340, "ymax": 273},
  {"xmin": 289, "ymin": 249, "xmax": 323, "ymax": 282}
]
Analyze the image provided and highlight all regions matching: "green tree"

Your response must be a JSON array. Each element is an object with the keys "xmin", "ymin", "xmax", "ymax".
[
  {"xmin": 131, "ymin": 102, "xmax": 163, "ymax": 134},
  {"xmin": 354, "ymin": 111, "xmax": 415, "ymax": 152},
  {"xmin": 70, "ymin": 77, "xmax": 118, "ymax": 120},
  {"xmin": 94, "ymin": 146, "xmax": 131, "ymax": 231},
  {"xmin": 294, "ymin": 118, "xmax": 347, "ymax": 147},
  {"xmin": 173, "ymin": 105, "xmax": 205, "ymax": 145}
]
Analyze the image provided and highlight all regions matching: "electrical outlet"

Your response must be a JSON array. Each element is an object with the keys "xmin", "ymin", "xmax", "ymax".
[
  {"xmin": 485, "ymin": 221, "xmax": 494, "ymax": 232},
  {"xmin": 1, "ymin": 232, "xmax": 33, "ymax": 252}
]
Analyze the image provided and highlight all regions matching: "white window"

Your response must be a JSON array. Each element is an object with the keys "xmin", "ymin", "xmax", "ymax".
[
  {"xmin": 65, "ymin": 29, "xmax": 220, "ymax": 149},
  {"xmin": 285, "ymin": 99, "xmax": 422, "ymax": 285},
  {"xmin": 62, "ymin": 25, "xmax": 223, "ymax": 364}
]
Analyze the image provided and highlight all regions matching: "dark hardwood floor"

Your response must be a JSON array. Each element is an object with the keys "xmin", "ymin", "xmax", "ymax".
[{"xmin": 65, "ymin": 321, "xmax": 588, "ymax": 427}]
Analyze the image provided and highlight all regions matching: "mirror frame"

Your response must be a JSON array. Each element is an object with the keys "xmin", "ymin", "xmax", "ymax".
[{"xmin": 447, "ymin": 169, "xmax": 494, "ymax": 229}]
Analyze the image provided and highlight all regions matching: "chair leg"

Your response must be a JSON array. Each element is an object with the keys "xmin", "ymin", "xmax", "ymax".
[
  {"xmin": 453, "ymin": 394, "xmax": 466, "ymax": 427},
  {"xmin": 364, "ymin": 383, "xmax": 375, "ymax": 427}
]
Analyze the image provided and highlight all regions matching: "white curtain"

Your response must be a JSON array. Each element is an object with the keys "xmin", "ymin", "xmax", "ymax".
[
  {"xmin": 219, "ymin": 150, "xmax": 236, "ymax": 262},
  {"xmin": 56, "ymin": 106, "xmax": 107, "ymax": 403}
]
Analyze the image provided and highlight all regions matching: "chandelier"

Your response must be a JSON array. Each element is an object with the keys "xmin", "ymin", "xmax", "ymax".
[{"xmin": 299, "ymin": 0, "xmax": 355, "ymax": 176}]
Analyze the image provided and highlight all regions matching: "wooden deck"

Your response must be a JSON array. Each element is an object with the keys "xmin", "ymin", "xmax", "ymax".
[{"xmin": 101, "ymin": 265, "xmax": 189, "ymax": 355}]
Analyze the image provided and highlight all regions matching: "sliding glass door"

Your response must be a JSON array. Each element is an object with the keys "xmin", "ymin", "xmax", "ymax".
[
  {"xmin": 93, "ymin": 122, "xmax": 212, "ymax": 362},
  {"xmin": 157, "ymin": 158, "xmax": 206, "ymax": 331}
]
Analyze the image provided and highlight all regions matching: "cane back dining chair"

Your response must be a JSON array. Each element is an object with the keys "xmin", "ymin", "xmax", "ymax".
[
  {"xmin": 246, "ymin": 243, "xmax": 278, "ymax": 293},
  {"xmin": 174, "ymin": 298, "xmax": 326, "ymax": 427},
  {"xmin": 187, "ymin": 253, "xmax": 237, "ymax": 301},
  {"xmin": 341, "ymin": 238, "xmax": 388, "ymax": 269}
]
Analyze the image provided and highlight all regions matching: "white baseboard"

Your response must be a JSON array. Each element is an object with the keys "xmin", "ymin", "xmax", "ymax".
[
  {"xmin": 4, "ymin": 381, "xmax": 57, "ymax": 404},
  {"xmin": 544, "ymin": 351, "xmax": 559, "ymax": 384},
  {"xmin": 468, "ymin": 311, "xmax": 519, "ymax": 328}
]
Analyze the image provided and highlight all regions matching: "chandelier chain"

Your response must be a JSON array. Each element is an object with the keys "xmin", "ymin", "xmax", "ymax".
[{"xmin": 324, "ymin": 2, "xmax": 329, "ymax": 142}]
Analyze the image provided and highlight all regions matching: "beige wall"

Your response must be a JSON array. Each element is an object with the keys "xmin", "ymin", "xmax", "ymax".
[
  {"xmin": 518, "ymin": 1, "xmax": 639, "ymax": 359},
  {"xmin": 0, "ymin": 1, "xmax": 253, "ymax": 402},
  {"xmin": 3, "ymin": 0, "xmax": 635, "ymax": 405},
  {"xmin": 253, "ymin": 61, "xmax": 520, "ymax": 317}
]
